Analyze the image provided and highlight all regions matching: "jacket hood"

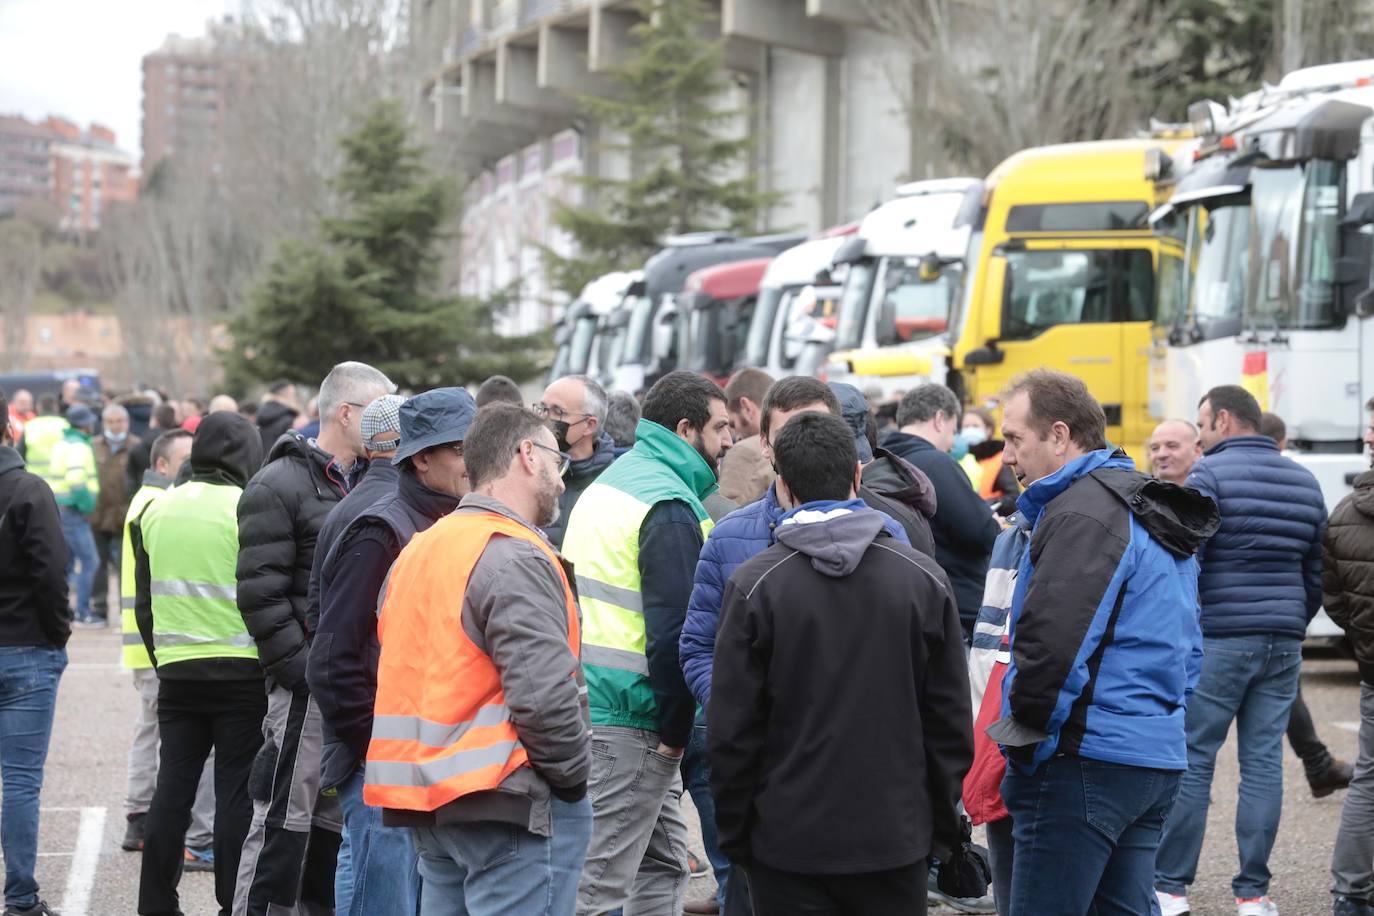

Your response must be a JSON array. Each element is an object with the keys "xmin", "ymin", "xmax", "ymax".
[
  {"xmin": 570, "ymin": 432, "xmax": 617, "ymax": 481},
  {"xmin": 191, "ymin": 411, "xmax": 264, "ymax": 488},
  {"xmin": 1087, "ymin": 466, "xmax": 1220, "ymax": 558},
  {"xmin": 775, "ymin": 499, "xmax": 889, "ymax": 577},
  {"xmin": 257, "ymin": 400, "xmax": 298, "ymax": 429},
  {"xmin": 266, "ymin": 429, "xmax": 330, "ymax": 468},
  {"xmin": 631, "ymin": 419, "xmax": 719, "ymax": 500},
  {"xmin": 862, "ymin": 448, "xmax": 938, "ymax": 519},
  {"xmin": 0, "ymin": 445, "xmax": 23, "ymax": 477},
  {"xmin": 881, "ymin": 429, "xmax": 935, "ymax": 456},
  {"xmin": 1016, "ymin": 447, "xmax": 1132, "ymax": 525},
  {"xmin": 1350, "ymin": 468, "xmax": 1374, "ymax": 518}
]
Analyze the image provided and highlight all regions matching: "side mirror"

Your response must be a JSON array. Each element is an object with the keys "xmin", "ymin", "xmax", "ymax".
[
  {"xmin": 918, "ymin": 252, "xmax": 945, "ymax": 282},
  {"xmin": 1356, "ymin": 288, "xmax": 1374, "ymax": 318},
  {"xmin": 814, "ymin": 266, "xmax": 834, "ymax": 285},
  {"xmin": 832, "ymin": 236, "xmax": 867, "ymax": 265},
  {"xmin": 652, "ymin": 308, "xmax": 677, "ymax": 362},
  {"xmin": 965, "ymin": 343, "xmax": 1005, "ymax": 365}
]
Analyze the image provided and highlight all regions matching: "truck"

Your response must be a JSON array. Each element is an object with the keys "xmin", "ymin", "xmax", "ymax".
[
  {"xmin": 949, "ymin": 137, "xmax": 1193, "ymax": 453},
  {"xmin": 674, "ymin": 257, "xmax": 773, "ymax": 387},
  {"xmin": 819, "ymin": 178, "xmax": 979, "ymax": 398},
  {"xmin": 547, "ymin": 271, "xmax": 639, "ymax": 384}
]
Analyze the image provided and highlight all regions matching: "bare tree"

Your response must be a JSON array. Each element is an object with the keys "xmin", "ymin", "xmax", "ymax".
[
  {"xmin": 865, "ymin": 0, "xmax": 1167, "ymax": 174},
  {"xmin": 0, "ymin": 218, "xmax": 42, "ymax": 372}
]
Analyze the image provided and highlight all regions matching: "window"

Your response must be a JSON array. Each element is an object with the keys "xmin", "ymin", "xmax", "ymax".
[
  {"xmin": 1005, "ymin": 201, "xmax": 1150, "ymax": 232},
  {"xmin": 873, "ymin": 258, "xmax": 960, "ymax": 344},
  {"xmin": 1002, "ymin": 249, "xmax": 1155, "ymax": 340},
  {"xmin": 1191, "ymin": 204, "xmax": 1250, "ymax": 328},
  {"xmin": 832, "ymin": 260, "xmax": 877, "ymax": 350},
  {"xmin": 1294, "ymin": 159, "xmax": 1343, "ymax": 328}
]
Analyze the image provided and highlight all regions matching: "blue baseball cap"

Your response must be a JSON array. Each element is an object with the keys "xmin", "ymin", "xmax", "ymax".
[{"xmin": 393, "ymin": 387, "xmax": 478, "ymax": 464}]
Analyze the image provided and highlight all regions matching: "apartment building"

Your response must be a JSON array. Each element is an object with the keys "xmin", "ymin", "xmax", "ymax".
[
  {"xmin": 141, "ymin": 22, "xmax": 243, "ymax": 175},
  {"xmin": 0, "ymin": 115, "xmax": 137, "ymax": 233}
]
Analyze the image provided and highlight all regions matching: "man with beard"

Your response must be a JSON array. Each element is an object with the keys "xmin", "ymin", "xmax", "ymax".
[
  {"xmin": 536, "ymin": 374, "xmax": 616, "ymax": 550},
  {"xmin": 363, "ymin": 403, "xmax": 591, "ymax": 913},
  {"xmin": 563, "ymin": 370, "xmax": 733, "ymax": 915}
]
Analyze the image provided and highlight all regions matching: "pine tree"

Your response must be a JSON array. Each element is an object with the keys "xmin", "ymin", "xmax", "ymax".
[
  {"xmin": 226, "ymin": 101, "xmax": 545, "ymax": 390},
  {"xmin": 543, "ymin": 0, "xmax": 779, "ymax": 297}
]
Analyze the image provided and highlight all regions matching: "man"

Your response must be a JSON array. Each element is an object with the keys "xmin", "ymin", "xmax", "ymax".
[
  {"xmin": 475, "ymin": 374, "xmax": 523, "ymax": 407},
  {"xmin": 234, "ymin": 361, "xmax": 395, "ymax": 916},
  {"xmin": 883, "ymin": 385, "xmax": 1000, "ymax": 639},
  {"xmin": 133, "ymin": 413, "xmax": 267, "ymax": 916},
  {"xmin": 717, "ymin": 368, "xmax": 775, "ymax": 505},
  {"xmin": 537, "ymin": 374, "xmax": 616, "ymax": 549},
  {"xmin": 1327, "ymin": 397, "xmax": 1374, "ymax": 916},
  {"xmin": 120, "ymin": 430, "xmax": 217, "ymax": 862},
  {"xmin": 0, "ymin": 387, "xmax": 70, "ymax": 916},
  {"xmin": 59, "ymin": 378, "xmax": 82, "ymax": 413},
  {"xmin": 1261, "ymin": 412, "xmax": 1287, "ymax": 449},
  {"xmin": 564, "ymin": 370, "xmax": 732, "ymax": 914},
  {"xmin": 256, "ymin": 381, "xmax": 301, "ymax": 458},
  {"xmin": 91, "ymin": 403, "xmax": 143, "ymax": 625},
  {"xmin": 6, "ymin": 388, "xmax": 33, "ymax": 444},
  {"xmin": 710, "ymin": 412, "xmax": 973, "ymax": 916},
  {"xmin": 50, "ymin": 403, "xmax": 102, "ymax": 625},
  {"xmin": 1150, "ymin": 418, "xmax": 1202, "ymax": 486},
  {"xmin": 17, "ymin": 395, "xmax": 66, "ymax": 472},
  {"xmin": 991, "ymin": 369, "xmax": 1218, "ymax": 915},
  {"xmin": 308, "ymin": 387, "xmax": 477, "ymax": 916},
  {"xmin": 210, "ymin": 395, "xmax": 240, "ymax": 414},
  {"xmin": 127, "ymin": 403, "xmax": 180, "ymax": 495},
  {"xmin": 363, "ymin": 403, "xmax": 589, "ymax": 913},
  {"xmin": 304, "ymin": 394, "xmax": 406, "ymax": 636},
  {"xmin": 1155, "ymin": 385, "xmax": 1329, "ymax": 916},
  {"xmin": 605, "ymin": 390, "xmax": 641, "ymax": 452}
]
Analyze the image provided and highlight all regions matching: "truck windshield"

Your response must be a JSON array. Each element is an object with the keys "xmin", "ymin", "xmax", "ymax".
[
  {"xmin": 874, "ymin": 259, "xmax": 960, "ymax": 344},
  {"xmin": 1002, "ymin": 249, "xmax": 1154, "ymax": 339},
  {"xmin": 833, "ymin": 260, "xmax": 877, "ymax": 350},
  {"xmin": 567, "ymin": 316, "xmax": 598, "ymax": 375},
  {"xmin": 1192, "ymin": 203, "xmax": 1251, "ymax": 329},
  {"xmin": 1246, "ymin": 161, "xmax": 1342, "ymax": 330},
  {"xmin": 745, "ymin": 287, "xmax": 783, "ymax": 366}
]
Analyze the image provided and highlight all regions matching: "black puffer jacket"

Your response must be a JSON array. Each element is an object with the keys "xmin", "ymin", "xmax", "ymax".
[
  {"xmin": 256, "ymin": 401, "xmax": 299, "ymax": 462},
  {"xmin": 861, "ymin": 446, "xmax": 939, "ymax": 559},
  {"xmin": 0, "ymin": 446, "xmax": 70, "ymax": 647},
  {"xmin": 237, "ymin": 432, "xmax": 354, "ymax": 689},
  {"xmin": 1325, "ymin": 468, "xmax": 1374, "ymax": 683}
]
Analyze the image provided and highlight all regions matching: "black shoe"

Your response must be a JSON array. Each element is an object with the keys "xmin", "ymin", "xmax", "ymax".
[
  {"xmin": 122, "ymin": 811, "xmax": 147, "ymax": 851},
  {"xmin": 1311, "ymin": 759, "xmax": 1355, "ymax": 798},
  {"xmin": 1334, "ymin": 896, "xmax": 1374, "ymax": 916},
  {"xmin": 4, "ymin": 900, "xmax": 60, "ymax": 915}
]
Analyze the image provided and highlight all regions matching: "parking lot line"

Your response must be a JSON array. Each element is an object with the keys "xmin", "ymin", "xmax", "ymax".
[{"xmin": 60, "ymin": 806, "xmax": 105, "ymax": 916}]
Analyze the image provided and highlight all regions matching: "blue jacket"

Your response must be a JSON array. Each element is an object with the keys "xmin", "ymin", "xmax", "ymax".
[
  {"xmin": 1185, "ymin": 435, "xmax": 1327, "ymax": 640},
  {"xmin": 680, "ymin": 484, "xmax": 908, "ymax": 708},
  {"xmin": 994, "ymin": 449, "xmax": 1219, "ymax": 773}
]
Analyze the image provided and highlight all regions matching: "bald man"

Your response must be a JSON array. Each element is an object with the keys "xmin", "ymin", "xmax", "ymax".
[{"xmin": 1149, "ymin": 419, "xmax": 1201, "ymax": 486}]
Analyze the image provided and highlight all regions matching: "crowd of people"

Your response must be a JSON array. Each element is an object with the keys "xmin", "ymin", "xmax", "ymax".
[{"xmin": 0, "ymin": 361, "xmax": 1371, "ymax": 916}]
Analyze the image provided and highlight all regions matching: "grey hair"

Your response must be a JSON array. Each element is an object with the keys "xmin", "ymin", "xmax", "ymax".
[
  {"xmin": 896, "ymin": 384, "xmax": 961, "ymax": 428},
  {"xmin": 604, "ymin": 390, "xmax": 641, "ymax": 449},
  {"xmin": 317, "ymin": 362, "xmax": 395, "ymax": 423},
  {"xmin": 102, "ymin": 403, "xmax": 129, "ymax": 422},
  {"xmin": 568, "ymin": 375, "xmax": 608, "ymax": 427}
]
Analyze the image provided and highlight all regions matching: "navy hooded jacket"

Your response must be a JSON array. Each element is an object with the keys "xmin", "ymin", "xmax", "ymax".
[
  {"xmin": 1184, "ymin": 435, "xmax": 1327, "ymax": 640},
  {"xmin": 995, "ymin": 449, "xmax": 1219, "ymax": 772}
]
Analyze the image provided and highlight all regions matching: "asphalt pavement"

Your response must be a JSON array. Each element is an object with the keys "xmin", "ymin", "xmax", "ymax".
[{"xmin": 23, "ymin": 627, "xmax": 1364, "ymax": 915}]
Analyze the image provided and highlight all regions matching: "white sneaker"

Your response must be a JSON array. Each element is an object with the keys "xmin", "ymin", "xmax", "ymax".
[
  {"xmin": 1156, "ymin": 890, "xmax": 1190, "ymax": 916},
  {"xmin": 1236, "ymin": 896, "xmax": 1278, "ymax": 916}
]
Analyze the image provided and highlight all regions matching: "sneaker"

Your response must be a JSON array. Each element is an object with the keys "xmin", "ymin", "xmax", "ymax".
[
  {"xmin": 121, "ymin": 812, "xmax": 147, "ymax": 851},
  {"xmin": 72, "ymin": 615, "xmax": 104, "ymax": 629},
  {"xmin": 686, "ymin": 850, "xmax": 709, "ymax": 878},
  {"xmin": 183, "ymin": 845, "xmax": 214, "ymax": 872},
  {"xmin": 1237, "ymin": 896, "xmax": 1279, "ymax": 916},
  {"xmin": 927, "ymin": 865, "xmax": 997, "ymax": 914},
  {"xmin": 1311, "ymin": 759, "xmax": 1355, "ymax": 798},
  {"xmin": 3, "ymin": 901, "xmax": 60, "ymax": 915},
  {"xmin": 1156, "ymin": 890, "xmax": 1191, "ymax": 916},
  {"xmin": 1335, "ymin": 896, "xmax": 1374, "ymax": 916}
]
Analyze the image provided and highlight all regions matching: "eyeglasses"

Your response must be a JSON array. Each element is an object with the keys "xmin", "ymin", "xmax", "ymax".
[
  {"xmin": 529, "ymin": 441, "xmax": 571, "ymax": 477},
  {"xmin": 447, "ymin": 442, "xmax": 464, "ymax": 458},
  {"xmin": 532, "ymin": 402, "xmax": 591, "ymax": 423}
]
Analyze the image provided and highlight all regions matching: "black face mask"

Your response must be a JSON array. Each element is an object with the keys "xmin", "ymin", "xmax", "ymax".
[{"xmin": 550, "ymin": 419, "xmax": 574, "ymax": 453}]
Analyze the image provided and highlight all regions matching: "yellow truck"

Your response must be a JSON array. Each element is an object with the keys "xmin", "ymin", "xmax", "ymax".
[{"xmin": 948, "ymin": 138, "xmax": 1192, "ymax": 452}]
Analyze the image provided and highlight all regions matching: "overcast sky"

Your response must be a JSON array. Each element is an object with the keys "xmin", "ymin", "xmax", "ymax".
[{"xmin": 0, "ymin": 0, "xmax": 235, "ymax": 162}]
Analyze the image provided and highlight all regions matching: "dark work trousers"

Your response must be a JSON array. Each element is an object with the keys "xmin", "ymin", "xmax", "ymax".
[
  {"xmin": 740, "ymin": 860, "xmax": 927, "ymax": 916},
  {"xmin": 91, "ymin": 529, "xmax": 120, "ymax": 619},
  {"xmin": 1287, "ymin": 685, "xmax": 1334, "ymax": 779},
  {"xmin": 139, "ymin": 676, "xmax": 266, "ymax": 916}
]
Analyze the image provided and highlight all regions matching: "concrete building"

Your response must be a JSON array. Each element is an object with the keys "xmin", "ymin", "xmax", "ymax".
[
  {"xmin": 410, "ymin": 0, "xmax": 930, "ymax": 335},
  {"xmin": 0, "ymin": 114, "xmax": 137, "ymax": 233},
  {"xmin": 141, "ymin": 23, "xmax": 242, "ymax": 175}
]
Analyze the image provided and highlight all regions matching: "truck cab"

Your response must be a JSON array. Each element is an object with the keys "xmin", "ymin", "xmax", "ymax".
[
  {"xmin": 821, "ymin": 178, "xmax": 978, "ymax": 399},
  {"xmin": 676, "ymin": 257, "xmax": 772, "ymax": 387},
  {"xmin": 950, "ymin": 138, "xmax": 1192, "ymax": 453},
  {"xmin": 548, "ymin": 271, "xmax": 639, "ymax": 384}
]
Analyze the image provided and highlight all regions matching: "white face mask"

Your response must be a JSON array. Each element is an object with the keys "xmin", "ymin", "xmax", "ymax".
[
  {"xmin": 104, "ymin": 430, "xmax": 128, "ymax": 444},
  {"xmin": 961, "ymin": 427, "xmax": 988, "ymax": 447}
]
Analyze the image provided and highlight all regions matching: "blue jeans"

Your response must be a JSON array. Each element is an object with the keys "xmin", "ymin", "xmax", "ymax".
[
  {"xmin": 985, "ymin": 816, "xmax": 1014, "ymax": 915},
  {"xmin": 683, "ymin": 721, "xmax": 732, "ymax": 910},
  {"xmin": 413, "ymin": 794, "xmax": 592, "ymax": 916},
  {"xmin": 0, "ymin": 646, "xmax": 66, "ymax": 908},
  {"xmin": 335, "ymin": 764, "xmax": 420, "ymax": 916},
  {"xmin": 1002, "ymin": 756, "xmax": 1180, "ymax": 916},
  {"xmin": 59, "ymin": 506, "xmax": 97, "ymax": 619},
  {"xmin": 1154, "ymin": 634, "xmax": 1302, "ymax": 898}
]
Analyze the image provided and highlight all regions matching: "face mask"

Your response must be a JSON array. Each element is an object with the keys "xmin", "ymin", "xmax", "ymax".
[
  {"xmin": 549, "ymin": 420, "xmax": 574, "ymax": 453},
  {"xmin": 104, "ymin": 431, "xmax": 128, "ymax": 444},
  {"xmin": 961, "ymin": 427, "xmax": 988, "ymax": 447},
  {"xmin": 950, "ymin": 433, "xmax": 970, "ymax": 461}
]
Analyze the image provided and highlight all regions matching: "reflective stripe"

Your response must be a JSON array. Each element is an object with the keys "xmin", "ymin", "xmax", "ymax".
[
  {"xmin": 370, "ymin": 704, "xmax": 512, "ymax": 748},
  {"xmin": 575, "ymin": 575, "xmax": 643, "ymax": 613},
  {"xmin": 122, "ymin": 632, "xmax": 144, "ymax": 646},
  {"xmin": 151, "ymin": 580, "xmax": 237, "ymax": 601},
  {"xmin": 120, "ymin": 597, "xmax": 136, "ymax": 610},
  {"xmin": 365, "ymin": 740, "xmax": 522, "ymax": 788},
  {"xmin": 154, "ymin": 632, "xmax": 256, "ymax": 649},
  {"xmin": 582, "ymin": 643, "xmax": 650, "ymax": 676}
]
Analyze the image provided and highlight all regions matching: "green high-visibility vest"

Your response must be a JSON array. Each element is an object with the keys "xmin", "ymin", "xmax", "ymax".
[
  {"xmin": 49, "ymin": 432, "xmax": 98, "ymax": 511},
  {"xmin": 561, "ymin": 419, "xmax": 716, "ymax": 733},
  {"xmin": 138, "ymin": 480, "xmax": 257, "ymax": 669},
  {"xmin": 120, "ymin": 481, "xmax": 169, "ymax": 670},
  {"xmin": 24, "ymin": 416, "xmax": 69, "ymax": 491}
]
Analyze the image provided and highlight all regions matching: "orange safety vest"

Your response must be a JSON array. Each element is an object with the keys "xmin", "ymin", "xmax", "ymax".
[
  {"xmin": 363, "ymin": 510, "xmax": 581, "ymax": 812},
  {"xmin": 977, "ymin": 453, "xmax": 1004, "ymax": 500}
]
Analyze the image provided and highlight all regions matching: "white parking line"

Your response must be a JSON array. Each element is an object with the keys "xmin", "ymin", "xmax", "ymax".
[{"xmin": 60, "ymin": 806, "xmax": 105, "ymax": 916}]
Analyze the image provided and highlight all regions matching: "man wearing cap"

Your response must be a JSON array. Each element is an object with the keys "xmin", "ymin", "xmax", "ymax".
[
  {"xmin": 50, "ymin": 404, "xmax": 102, "ymax": 625},
  {"xmin": 307, "ymin": 387, "xmax": 478, "ymax": 916}
]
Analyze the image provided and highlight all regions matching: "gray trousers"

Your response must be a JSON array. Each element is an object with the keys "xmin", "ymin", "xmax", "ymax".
[
  {"xmin": 233, "ymin": 679, "xmax": 342, "ymax": 916},
  {"xmin": 576, "ymin": 726, "xmax": 690, "ymax": 916},
  {"xmin": 1333, "ymin": 681, "xmax": 1374, "ymax": 899},
  {"xmin": 127, "ymin": 667, "xmax": 215, "ymax": 848}
]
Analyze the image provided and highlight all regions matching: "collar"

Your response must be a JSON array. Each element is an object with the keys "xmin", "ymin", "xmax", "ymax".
[
  {"xmin": 1015, "ymin": 447, "xmax": 1134, "ymax": 526},
  {"xmin": 630, "ymin": 419, "xmax": 719, "ymax": 500},
  {"xmin": 142, "ymin": 470, "xmax": 173, "ymax": 490},
  {"xmin": 1202, "ymin": 434, "xmax": 1278, "ymax": 457},
  {"xmin": 457, "ymin": 492, "xmax": 550, "ymax": 543},
  {"xmin": 399, "ymin": 469, "xmax": 462, "ymax": 521},
  {"xmin": 779, "ymin": 497, "xmax": 866, "ymax": 526}
]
